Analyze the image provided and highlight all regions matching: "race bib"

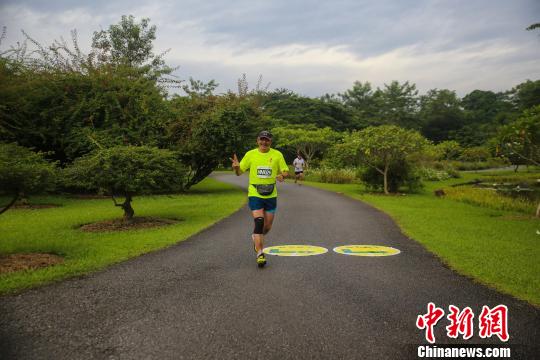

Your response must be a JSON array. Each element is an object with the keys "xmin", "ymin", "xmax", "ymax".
[{"xmin": 256, "ymin": 166, "xmax": 272, "ymax": 178}]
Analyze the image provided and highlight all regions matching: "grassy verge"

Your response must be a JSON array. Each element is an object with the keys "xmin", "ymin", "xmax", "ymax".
[
  {"xmin": 302, "ymin": 172, "xmax": 540, "ymax": 306},
  {"xmin": 0, "ymin": 178, "xmax": 245, "ymax": 294}
]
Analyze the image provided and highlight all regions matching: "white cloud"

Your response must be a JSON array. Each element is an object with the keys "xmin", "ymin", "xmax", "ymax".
[{"xmin": 1, "ymin": 0, "xmax": 539, "ymax": 97}]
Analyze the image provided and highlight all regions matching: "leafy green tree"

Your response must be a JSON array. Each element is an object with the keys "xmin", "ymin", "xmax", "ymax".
[
  {"xmin": 527, "ymin": 23, "xmax": 540, "ymax": 31},
  {"xmin": 92, "ymin": 15, "xmax": 161, "ymax": 68},
  {"xmin": 182, "ymin": 77, "xmax": 219, "ymax": 97},
  {"xmin": 495, "ymin": 105, "xmax": 540, "ymax": 171},
  {"xmin": 373, "ymin": 81, "xmax": 420, "ymax": 129},
  {"xmin": 434, "ymin": 140, "xmax": 463, "ymax": 160},
  {"xmin": 0, "ymin": 143, "xmax": 56, "ymax": 215},
  {"xmin": 338, "ymin": 81, "xmax": 378, "ymax": 123},
  {"xmin": 167, "ymin": 94, "xmax": 260, "ymax": 188},
  {"xmin": 352, "ymin": 125, "xmax": 428, "ymax": 194},
  {"xmin": 462, "ymin": 90, "xmax": 504, "ymax": 122},
  {"xmin": 262, "ymin": 91, "xmax": 359, "ymax": 131},
  {"xmin": 496, "ymin": 104, "xmax": 540, "ymax": 216},
  {"xmin": 64, "ymin": 146, "xmax": 186, "ymax": 222},
  {"xmin": 360, "ymin": 160, "xmax": 422, "ymax": 193},
  {"xmin": 272, "ymin": 126, "xmax": 341, "ymax": 165},
  {"xmin": 0, "ymin": 16, "xmax": 176, "ymax": 163},
  {"xmin": 419, "ymin": 89, "xmax": 464, "ymax": 143},
  {"xmin": 322, "ymin": 133, "xmax": 362, "ymax": 168},
  {"xmin": 509, "ymin": 80, "xmax": 540, "ymax": 111},
  {"xmin": 456, "ymin": 90, "xmax": 515, "ymax": 146},
  {"xmin": 459, "ymin": 146, "xmax": 490, "ymax": 162},
  {"xmin": 0, "ymin": 62, "xmax": 172, "ymax": 163}
]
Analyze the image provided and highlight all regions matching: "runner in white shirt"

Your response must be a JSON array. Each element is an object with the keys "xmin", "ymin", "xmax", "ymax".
[{"xmin": 292, "ymin": 153, "xmax": 307, "ymax": 185}]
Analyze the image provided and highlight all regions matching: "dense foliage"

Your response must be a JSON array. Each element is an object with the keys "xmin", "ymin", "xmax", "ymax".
[
  {"xmin": 0, "ymin": 15, "xmax": 538, "ymax": 202},
  {"xmin": 64, "ymin": 146, "xmax": 187, "ymax": 220},
  {"xmin": 167, "ymin": 94, "xmax": 261, "ymax": 189},
  {"xmin": 0, "ymin": 143, "xmax": 57, "ymax": 214}
]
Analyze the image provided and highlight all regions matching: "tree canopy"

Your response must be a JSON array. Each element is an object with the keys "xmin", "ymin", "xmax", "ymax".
[
  {"xmin": 0, "ymin": 143, "xmax": 57, "ymax": 215},
  {"xmin": 64, "ymin": 146, "xmax": 187, "ymax": 221},
  {"xmin": 351, "ymin": 125, "xmax": 428, "ymax": 194}
]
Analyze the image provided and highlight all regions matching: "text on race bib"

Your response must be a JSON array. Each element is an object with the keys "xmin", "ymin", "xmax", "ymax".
[{"xmin": 256, "ymin": 166, "xmax": 272, "ymax": 178}]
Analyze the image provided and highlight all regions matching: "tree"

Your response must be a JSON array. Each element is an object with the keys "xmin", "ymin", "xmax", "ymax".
[
  {"xmin": 64, "ymin": 146, "xmax": 187, "ymax": 222},
  {"xmin": 459, "ymin": 146, "xmax": 490, "ymax": 162},
  {"xmin": 495, "ymin": 105, "xmax": 540, "ymax": 216},
  {"xmin": 0, "ymin": 17, "xmax": 176, "ymax": 164},
  {"xmin": 338, "ymin": 81, "xmax": 378, "ymax": 123},
  {"xmin": 434, "ymin": 140, "xmax": 462, "ymax": 160},
  {"xmin": 509, "ymin": 80, "xmax": 540, "ymax": 111},
  {"xmin": 322, "ymin": 133, "xmax": 362, "ymax": 169},
  {"xmin": 262, "ymin": 91, "xmax": 359, "ymax": 131},
  {"xmin": 0, "ymin": 143, "xmax": 56, "ymax": 215},
  {"xmin": 0, "ymin": 61, "xmax": 173, "ymax": 163},
  {"xmin": 272, "ymin": 126, "xmax": 341, "ymax": 165},
  {"xmin": 457, "ymin": 90, "xmax": 513, "ymax": 146},
  {"xmin": 181, "ymin": 77, "xmax": 219, "ymax": 97},
  {"xmin": 374, "ymin": 81, "xmax": 420, "ymax": 129},
  {"xmin": 526, "ymin": 23, "xmax": 540, "ymax": 32},
  {"xmin": 462, "ymin": 90, "xmax": 504, "ymax": 122},
  {"xmin": 92, "ymin": 15, "xmax": 158, "ymax": 68},
  {"xmin": 495, "ymin": 105, "xmax": 540, "ymax": 171},
  {"xmin": 352, "ymin": 125, "xmax": 428, "ymax": 194},
  {"xmin": 167, "ymin": 94, "xmax": 260, "ymax": 189},
  {"xmin": 419, "ymin": 89, "xmax": 464, "ymax": 143}
]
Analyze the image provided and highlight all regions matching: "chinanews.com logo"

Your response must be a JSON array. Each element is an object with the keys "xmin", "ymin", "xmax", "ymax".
[{"xmin": 415, "ymin": 303, "xmax": 511, "ymax": 358}]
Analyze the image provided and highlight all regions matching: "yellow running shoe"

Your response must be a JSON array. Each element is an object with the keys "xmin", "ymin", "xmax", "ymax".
[{"xmin": 256, "ymin": 253, "xmax": 266, "ymax": 268}]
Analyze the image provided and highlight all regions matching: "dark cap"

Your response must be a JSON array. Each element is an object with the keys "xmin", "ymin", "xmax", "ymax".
[{"xmin": 257, "ymin": 130, "xmax": 272, "ymax": 140}]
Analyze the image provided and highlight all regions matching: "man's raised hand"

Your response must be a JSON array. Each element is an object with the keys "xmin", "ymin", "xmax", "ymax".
[{"xmin": 230, "ymin": 154, "xmax": 240, "ymax": 169}]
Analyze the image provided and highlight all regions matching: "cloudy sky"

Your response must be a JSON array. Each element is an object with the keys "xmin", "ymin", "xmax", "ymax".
[{"xmin": 1, "ymin": 0, "xmax": 539, "ymax": 97}]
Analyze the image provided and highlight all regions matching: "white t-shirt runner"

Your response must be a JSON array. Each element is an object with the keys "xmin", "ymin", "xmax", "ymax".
[{"xmin": 293, "ymin": 158, "xmax": 305, "ymax": 172}]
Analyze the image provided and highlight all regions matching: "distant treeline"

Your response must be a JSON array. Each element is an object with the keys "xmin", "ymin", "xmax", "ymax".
[{"xmin": 1, "ymin": 15, "xmax": 539, "ymax": 168}]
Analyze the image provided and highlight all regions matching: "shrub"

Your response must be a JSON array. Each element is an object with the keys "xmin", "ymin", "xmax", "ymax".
[
  {"xmin": 360, "ymin": 162, "xmax": 423, "ymax": 193},
  {"xmin": 449, "ymin": 158, "xmax": 508, "ymax": 171},
  {"xmin": 459, "ymin": 146, "xmax": 490, "ymax": 162},
  {"xmin": 347, "ymin": 125, "xmax": 429, "ymax": 194},
  {"xmin": 307, "ymin": 167, "xmax": 357, "ymax": 184},
  {"xmin": 418, "ymin": 167, "xmax": 453, "ymax": 181},
  {"xmin": 168, "ymin": 94, "xmax": 260, "ymax": 189},
  {"xmin": 64, "ymin": 146, "xmax": 187, "ymax": 221},
  {"xmin": 434, "ymin": 141, "xmax": 462, "ymax": 160},
  {"xmin": 0, "ymin": 143, "xmax": 57, "ymax": 215}
]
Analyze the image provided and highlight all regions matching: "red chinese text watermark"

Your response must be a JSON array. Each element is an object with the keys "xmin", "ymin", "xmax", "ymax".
[{"xmin": 416, "ymin": 303, "xmax": 509, "ymax": 343}]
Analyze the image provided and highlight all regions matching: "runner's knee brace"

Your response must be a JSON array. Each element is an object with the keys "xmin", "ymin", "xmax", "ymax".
[{"xmin": 253, "ymin": 217, "xmax": 264, "ymax": 234}]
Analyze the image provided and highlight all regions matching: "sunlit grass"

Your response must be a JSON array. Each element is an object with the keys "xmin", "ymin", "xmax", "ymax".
[
  {"xmin": 0, "ymin": 178, "xmax": 245, "ymax": 294},
  {"xmin": 304, "ymin": 171, "xmax": 540, "ymax": 306}
]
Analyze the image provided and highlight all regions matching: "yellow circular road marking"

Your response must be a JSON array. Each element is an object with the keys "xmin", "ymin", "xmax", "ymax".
[
  {"xmin": 333, "ymin": 245, "xmax": 400, "ymax": 256},
  {"xmin": 263, "ymin": 245, "xmax": 328, "ymax": 256}
]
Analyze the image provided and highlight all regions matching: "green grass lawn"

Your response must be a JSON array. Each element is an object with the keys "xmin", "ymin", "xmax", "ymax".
[
  {"xmin": 302, "ymin": 171, "xmax": 540, "ymax": 307},
  {"xmin": 0, "ymin": 178, "xmax": 245, "ymax": 294}
]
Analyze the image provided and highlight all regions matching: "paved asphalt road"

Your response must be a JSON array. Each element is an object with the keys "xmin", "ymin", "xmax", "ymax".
[{"xmin": 1, "ymin": 173, "xmax": 539, "ymax": 359}]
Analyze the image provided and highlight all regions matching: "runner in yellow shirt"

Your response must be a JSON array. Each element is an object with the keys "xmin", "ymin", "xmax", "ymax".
[{"xmin": 231, "ymin": 131, "xmax": 288, "ymax": 267}]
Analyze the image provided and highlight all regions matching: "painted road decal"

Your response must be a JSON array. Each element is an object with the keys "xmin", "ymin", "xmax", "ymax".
[
  {"xmin": 333, "ymin": 245, "xmax": 401, "ymax": 256},
  {"xmin": 263, "ymin": 245, "xmax": 328, "ymax": 256}
]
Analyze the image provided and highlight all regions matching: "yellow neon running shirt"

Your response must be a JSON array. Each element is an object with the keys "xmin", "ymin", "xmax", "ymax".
[{"xmin": 239, "ymin": 148, "xmax": 288, "ymax": 198}]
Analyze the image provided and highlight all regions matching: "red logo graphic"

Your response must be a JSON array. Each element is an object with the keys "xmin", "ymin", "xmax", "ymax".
[
  {"xmin": 446, "ymin": 305, "xmax": 474, "ymax": 340},
  {"xmin": 479, "ymin": 305, "xmax": 509, "ymax": 342},
  {"xmin": 416, "ymin": 302, "xmax": 445, "ymax": 344},
  {"xmin": 417, "ymin": 303, "xmax": 509, "ymax": 343}
]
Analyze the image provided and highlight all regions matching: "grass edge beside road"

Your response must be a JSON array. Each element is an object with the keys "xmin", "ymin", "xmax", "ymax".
[
  {"xmin": 301, "ymin": 178, "xmax": 540, "ymax": 307},
  {"xmin": 0, "ymin": 178, "xmax": 246, "ymax": 295}
]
